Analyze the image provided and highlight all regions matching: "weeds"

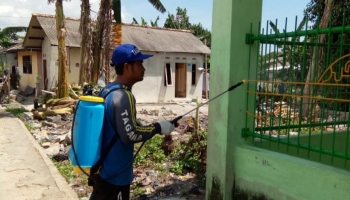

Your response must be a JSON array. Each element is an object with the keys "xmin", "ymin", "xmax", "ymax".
[
  {"xmin": 24, "ymin": 121, "xmax": 35, "ymax": 131},
  {"xmin": 5, "ymin": 107, "xmax": 28, "ymax": 118},
  {"xmin": 52, "ymin": 160, "xmax": 76, "ymax": 182},
  {"xmin": 134, "ymin": 134, "xmax": 167, "ymax": 168}
]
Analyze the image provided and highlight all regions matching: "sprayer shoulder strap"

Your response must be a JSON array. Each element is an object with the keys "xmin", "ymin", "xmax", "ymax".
[{"xmin": 91, "ymin": 87, "xmax": 122, "ymax": 174}]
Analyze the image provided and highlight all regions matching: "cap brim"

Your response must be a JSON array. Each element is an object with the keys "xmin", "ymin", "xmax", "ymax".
[{"xmin": 131, "ymin": 54, "xmax": 153, "ymax": 62}]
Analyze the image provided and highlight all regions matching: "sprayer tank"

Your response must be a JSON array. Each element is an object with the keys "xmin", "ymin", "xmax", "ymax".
[{"xmin": 69, "ymin": 96, "xmax": 105, "ymax": 173}]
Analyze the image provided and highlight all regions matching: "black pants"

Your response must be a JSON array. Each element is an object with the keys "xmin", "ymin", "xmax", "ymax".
[{"xmin": 90, "ymin": 175, "xmax": 130, "ymax": 200}]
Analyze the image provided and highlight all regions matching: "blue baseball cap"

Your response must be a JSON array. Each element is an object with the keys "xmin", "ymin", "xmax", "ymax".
[{"xmin": 111, "ymin": 44, "xmax": 153, "ymax": 66}]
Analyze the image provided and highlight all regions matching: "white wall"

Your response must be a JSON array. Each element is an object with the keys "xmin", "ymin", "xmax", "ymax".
[
  {"xmin": 42, "ymin": 36, "xmax": 54, "ymax": 89},
  {"xmin": 1, "ymin": 54, "xmax": 17, "ymax": 70},
  {"xmin": 47, "ymin": 44, "xmax": 81, "ymax": 89},
  {"xmin": 67, "ymin": 47, "xmax": 80, "ymax": 84},
  {"xmin": 132, "ymin": 51, "xmax": 204, "ymax": 103}
]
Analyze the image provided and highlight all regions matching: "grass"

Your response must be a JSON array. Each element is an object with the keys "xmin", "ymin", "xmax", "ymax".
[
  {"xmin": 52, "ymin": 160, "xmax": 77, "ymax": 183},
  {"xmin": 5, "ymin": 107, "xmax": 28, "ymax": 118},
  {"xmin": 52, "ymin": 159, "xmax": 89, "ymax": 187},
  {"xmin": 24, "ymin": 121, "xmax": 35, "ymax": 131},
  {"xmin": 5, "ymin": 107, "xmax": 36, "ymax": 131}
]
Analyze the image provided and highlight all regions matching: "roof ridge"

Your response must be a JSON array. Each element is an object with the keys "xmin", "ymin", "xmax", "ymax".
[
  {"xmin": 32, "ymin": 13, "xmax": 80, "ymax": 21},
  {"xmin": 32, "ymin": 13, "xmax": 191, "ymax": 33},
  {"xmin": 121, "ymin": 23, "xmax": 191, "ymax": 33}
]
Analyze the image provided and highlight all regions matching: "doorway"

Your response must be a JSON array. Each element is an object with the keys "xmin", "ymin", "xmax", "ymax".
[
  {"xmin": 43, "ymin": 60, "xmax": 48, "ymax": 90},
  {"xmin": 175, "ymin": 63, "xmax": 187, "ymax": 97}
]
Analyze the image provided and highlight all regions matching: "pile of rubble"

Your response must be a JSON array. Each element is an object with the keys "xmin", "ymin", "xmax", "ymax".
[
  {"xmin": 20, "ymin": 111, "xmax": 74, "ymax": 159},
  {"xmin": 15, "ymin": 101, "xmax": 207, "ymax": 199}
]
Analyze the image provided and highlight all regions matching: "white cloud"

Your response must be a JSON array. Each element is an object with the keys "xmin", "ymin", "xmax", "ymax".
[
  {"xmin": 0, "ymin": 0, "xmax": 130, "ymax": 29},
  {"xmin": 121, "ymin": 5, "xmax": 132, "ymax": 23}
]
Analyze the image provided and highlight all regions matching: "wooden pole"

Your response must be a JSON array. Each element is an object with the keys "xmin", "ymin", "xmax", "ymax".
[{"xmin": 204, "ymin": 39, "xmax": 208, "ymax": 100}]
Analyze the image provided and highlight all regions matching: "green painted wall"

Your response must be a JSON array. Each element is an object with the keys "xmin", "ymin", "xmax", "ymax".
[
  {"xmin": 254, "ymin": 131, "xmax": 350, "ymax": 171},
  {"xmin": 206, "ymin": 0, "xmax": 350, "ymax": 199},
  {"xmin": 234, "ymin": 146, "xmax": 350, "ymax": 200},
  {"xmin": 206, "ymin": 0, "xmax": 262, "ymax": 199}
]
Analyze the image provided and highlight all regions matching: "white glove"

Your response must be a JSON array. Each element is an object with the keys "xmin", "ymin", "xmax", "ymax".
[{"xmin": 158, "ymin": 121, "xmax": 175, "ymax": 135}]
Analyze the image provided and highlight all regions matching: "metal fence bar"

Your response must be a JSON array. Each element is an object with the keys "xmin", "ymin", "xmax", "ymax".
[
  {"xmin": 247, "ymin": 25, "xmax": 350, "ymax": 43},
  {"xmin": 244, "ymin": 13, "xmax": 350, "ymax": 170}
]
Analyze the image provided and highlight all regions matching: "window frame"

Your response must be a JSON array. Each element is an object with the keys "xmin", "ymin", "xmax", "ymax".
[
  {"xmin": 23, "ymin": 55, "xmax": 32, "ymax": 74},
  {"xmin": 164, "ymin": 62, "xmax": 173, "ymax": 86}
]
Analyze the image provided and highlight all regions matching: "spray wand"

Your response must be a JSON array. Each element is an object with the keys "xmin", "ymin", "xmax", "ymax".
[{"xmin": 170, "ymin": 80, "xmax": 246, "ymax": 126}]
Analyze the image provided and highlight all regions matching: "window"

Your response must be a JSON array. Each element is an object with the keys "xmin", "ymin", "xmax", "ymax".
[
  {"xmin": 191, "ymin": 64, "xmax": 196, "ymax": 85},
  {"xmin": 164, "ymin": 63, "xmax": 172, "ymax": 86},
  {"xmin": 23, "ymin": 55, "xmax": 32, "ymax": 74}
]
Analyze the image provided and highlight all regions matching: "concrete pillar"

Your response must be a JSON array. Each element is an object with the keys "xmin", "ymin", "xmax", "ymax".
[{"xmin": 206, "ymin": 0, "xmax": 262, "ymax": 199}]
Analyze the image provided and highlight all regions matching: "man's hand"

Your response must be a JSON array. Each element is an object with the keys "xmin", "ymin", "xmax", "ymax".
[
  {"xmin": 157, "ymin": 121, "xmax": 175, "ymax": 135},
  {"xmin": 136, "ymin": 119, "xmax": 143, "ymax": 126}
]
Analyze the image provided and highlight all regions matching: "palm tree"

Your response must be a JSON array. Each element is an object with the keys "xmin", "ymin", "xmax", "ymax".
[
  {"xmin": 48, "ymin": 0, "xmax": 69, "ymax": 98},
  {"xmin": 0, "ymin": 27, "xmax": 27, "ymax": 49}
]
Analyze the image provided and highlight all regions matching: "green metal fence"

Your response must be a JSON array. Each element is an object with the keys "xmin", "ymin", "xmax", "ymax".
[{"xmin": 243, "ymin": 14, "xmax": 350, "ymax": 170}]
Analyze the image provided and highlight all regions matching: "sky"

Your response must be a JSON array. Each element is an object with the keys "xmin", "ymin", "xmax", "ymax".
[{"xmin": 0, "ymin": 0, "xmax": 309, "ymax": 33}]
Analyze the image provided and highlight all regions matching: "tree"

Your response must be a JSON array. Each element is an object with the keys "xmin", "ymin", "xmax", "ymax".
[
  {"xmin": 78, "ymin": 0, "xmax": 93, "ymax": 85},
  {"xmin": 305, "ymin": 0, "xmax": 350, "ymax": 27},
  {"xmin": 164, "ymin": 7, "xmax": 190, "ymax": 29},
  {"xmin": 190, "ymin": 22, "xmax": 211, "ymax": 47},
  {"xmin": 301, "ymin": 0, "xmax": 335, "ymax": 118},
  {"xmin": 163, "ymin": 7, "xmax": 211, "ymax": 47},
  {"xmin": 93, "ymin": 0, "xmax": 166, "ymax": 84},
  {"xmin": 0, "ymin": 27, "xmax": 27, "ymax": 49},
  {"xmin": 48, "ymin": 0, "xmax": 69, "ymax": 98},
  {"xmin": 91, "ymin": 0, "xmax": 113, "ymax": 84},
  {"xmin": 266, "ymin": 17, "xmax": 309, "ymax": 81},
  {"xmin": 163, "ymin": 7, "xmax": 212, "ymax": 67}
]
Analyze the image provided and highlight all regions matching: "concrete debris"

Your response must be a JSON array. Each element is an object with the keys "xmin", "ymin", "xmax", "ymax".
[
  {"xmin": 20, "ymin": 112, "xmax": 34, "ymax": 121},
  {"xmin": 41, "ymin": 142, "xmax": 51, "ymax": 148},
  {"xmin": 42, "ymin": 121, "xmax": 58, "ymax": 128},
  {"xmin": 45, "ymin": 143, "xmax": 60, "ymax": 156},
  {"xmin": 23, "ymin": 85, "xmax": 35, "ymax": 96}
]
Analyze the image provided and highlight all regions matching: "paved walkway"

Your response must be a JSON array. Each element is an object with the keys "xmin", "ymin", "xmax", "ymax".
[{"xmin": 0, "ymin": 107, "xmax": 78, "ymax": 200}]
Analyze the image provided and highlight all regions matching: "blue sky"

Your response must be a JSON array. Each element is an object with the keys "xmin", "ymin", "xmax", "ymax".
[
  {"xmin": 122, "ymin": 0, "xmax": 309, "ymax": 32},
  {"xmin": 0, "ymin": 0, "xmax": 310, "ymax": 33}
]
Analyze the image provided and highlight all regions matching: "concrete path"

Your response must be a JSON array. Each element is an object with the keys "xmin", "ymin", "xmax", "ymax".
[{"xmin": 0, "ymin": 107, "xmax": 78, "ymax": 200}]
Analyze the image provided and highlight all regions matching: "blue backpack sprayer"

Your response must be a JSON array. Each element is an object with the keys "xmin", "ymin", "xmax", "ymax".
[{"xmin": 69, "ymin": 80, "xmax": 246, "ymax": 182}]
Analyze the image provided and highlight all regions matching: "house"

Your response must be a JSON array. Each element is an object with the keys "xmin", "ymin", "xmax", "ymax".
[
  {"xmin": 0, "ymin": 42, "xmax": 25, "ymax": 80},
  {"xmin": 21, "ymin": 13, "xmax": 211, "ymax": 102}
]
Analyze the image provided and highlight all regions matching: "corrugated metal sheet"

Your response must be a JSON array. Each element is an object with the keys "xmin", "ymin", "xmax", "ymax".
[
  {"xmin": 23, "ymin": 14, "xmax": 211, "ymax": 54},
  {"xmin": 36, "ymin": 15, "xmax": 81, "ymax": 47},
  {"xmin": 120, "ymin": 25, "xmax": 211, "ymax": 54},
  {"xmin": 0, "ymin": 42, "xmax": 24, "ymax": 53}
]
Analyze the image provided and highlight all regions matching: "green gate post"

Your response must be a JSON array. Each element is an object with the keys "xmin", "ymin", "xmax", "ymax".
[{"xmin": 206, "ymin": 0, "xmax": 262, "ymax": 199}]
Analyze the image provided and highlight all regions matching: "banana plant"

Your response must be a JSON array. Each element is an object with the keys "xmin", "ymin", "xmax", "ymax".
[
  {"xmin": 48, "ymin": 0, "xmax": 69, "ymax": 98},
  {"xmin": 132, "ymin": 16, "xmax": 160, "ymax": 27}
]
